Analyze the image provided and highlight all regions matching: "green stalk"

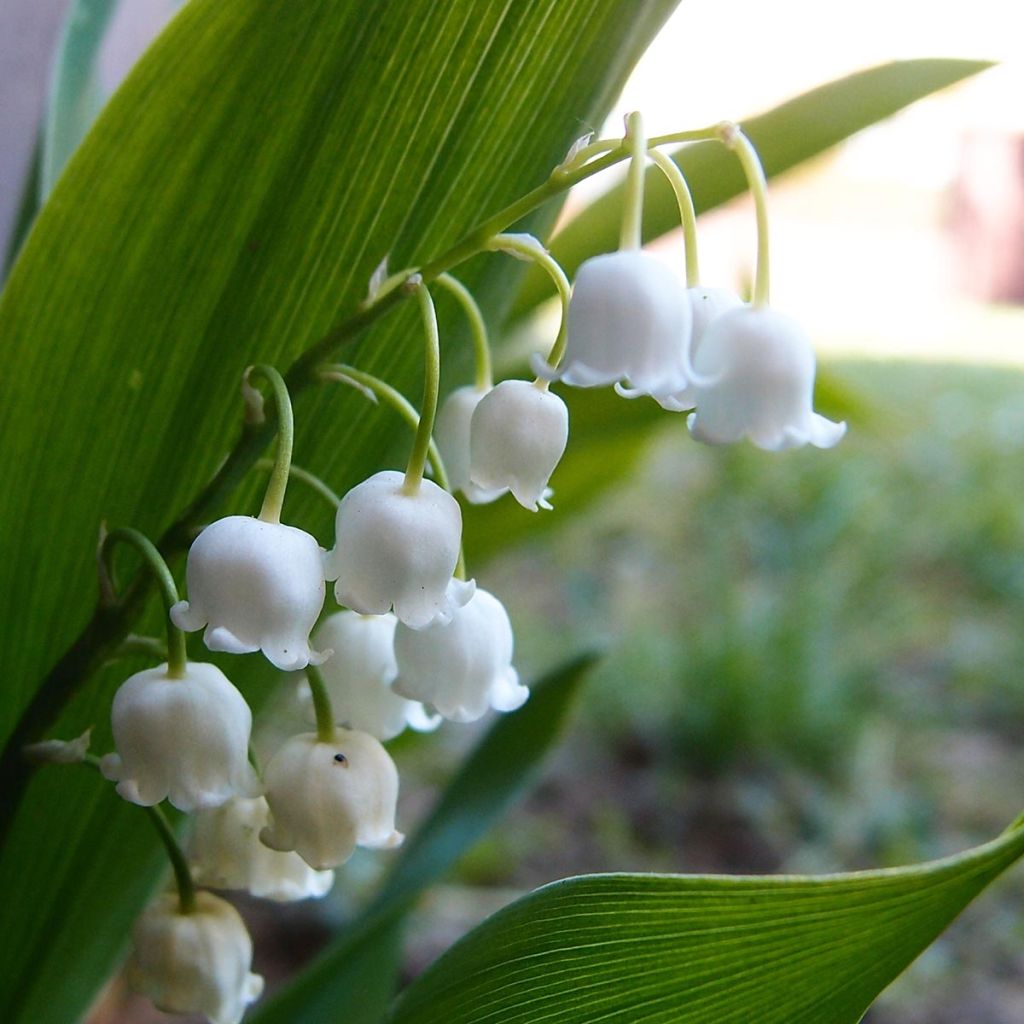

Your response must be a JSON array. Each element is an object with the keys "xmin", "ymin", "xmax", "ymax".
[
  {"xmin": 619, "ymin": 112, "xmax": 647, "ymax": 251},
  {"xmin": 719, "ymin": 122, "xmax": 770, "ymax": 306},
  {"xmin": 647, "ymin": 148, "xmax": 700, "ymax": 287},
  {"xmin": 99, "ymin": 528, "xmax": 187, "ymax": 678},
  {"xmin": 145, "ymin": 804, "xmax": 197, "ymax": 914},
  {"xmin": 244, "ymin": 365, "xmax": 294, "ymax": 524},
  {"xmin": 435, "ymin": 273, "xmax": 492, "ymax": 390},
  {"xmin": 403, "ymin": 284, "xmax": 441, "ymax": 494},
  {"xmin": 485, "ymin": 233, "xmax": 571, "ymax": 372},
  {"xmin": 319, "ymin": 366, "xmax": 450, "ymax": 491},
  {"xmin": 305, "ymin": 664, "xmax": 336, "ymax": 743},
  {"xmin": 255, "ymin": 459, "xmax": 340, "ymax": 510}
]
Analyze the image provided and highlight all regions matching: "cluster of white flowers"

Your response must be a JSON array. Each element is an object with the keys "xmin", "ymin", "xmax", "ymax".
[{"xmin": 47, "ymin": 115, "xmax": 845, "ymax": 1024}]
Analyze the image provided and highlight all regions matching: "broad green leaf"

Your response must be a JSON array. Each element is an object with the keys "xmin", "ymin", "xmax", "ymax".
[
  {"xmin": 513, "ymin": 59, "xmax": 992, "ymax": 315},
  {"xmin": 252, "ymin": 652, "xmax": 596, "ymax": 1024},
  {"xmin": 0, "ymin": 1, "xmax": 676, "ymax": 1020},
  {"xmin": 390, "ymin": 817, "xmax": 1024, "ymax": 1024}
]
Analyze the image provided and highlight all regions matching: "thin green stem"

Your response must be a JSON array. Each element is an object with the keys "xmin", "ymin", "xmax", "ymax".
[
  {"xmin": 620, "ymin": 112, "xmax": 646, "ymax": 251},
  {"xmin": 486, "ymin": 233, "xmax": 571, "ymax": 371},
  {"xmin": 647, "ymin": 148, "xmax": 699, "ymax": 287},
  {"xmin": 244, "ymin": 365, "xmax": 294, "ymax": 523},
  {"xmin": 305, "ymin": 665, "xmax": 336, "ymax": 743},
  {"xmin": 403, "ymin": 283, "xmax": 440, "ymax": 494},
  {"xmin": 719, "ymin": 122, "xmax": 770, "ymax": 306},
  {"xmin": 319, "ymin": 366, "xmax": 449, "ymax": 491},
  {"xmin": 113, "ymin": 634, "xmax": 168, "ymax": 663},
  {"xmin": 255, "ymin": 459, "xmax": 340, "ymax": 510},
  {"xmin": 435, "ymin": 273, "xmax": 492, "ymax": 390},
  {"xmin": 144, "ymin": 804, "xmax": 197, "ymax": 914},
  {"xmin": 100, "ymin": 528, "xmax": 186, "ymax": 678}
]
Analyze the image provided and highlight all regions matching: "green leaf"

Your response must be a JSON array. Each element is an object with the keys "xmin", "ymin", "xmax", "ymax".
[
  {"xmin": 513, "ymin": 58, "xmax": 993, "ymax": 315},
  {"xmin": 390, "ymin": 817, "xmax": 1024, "ymax": 1024},
  {"xmin": 0, "ymin": 1, "xmax": 676, "ymax": 1020},
  {"xmin": 252, "ymin": 651, "xmax": 597, "ymax": 1024},
  {"xmin": 41, "ymin": 0, "xmax": 120, "ymax": 199}
]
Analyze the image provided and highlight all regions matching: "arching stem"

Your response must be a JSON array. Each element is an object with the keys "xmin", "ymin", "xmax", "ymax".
[
  {"xmin": 305, "ymin": 664, "xmax": 336, "ymax": 743},
  {"xmin": 243, "ymin": 365, "xmax": 294, "ymax": 524},
  {"xmin": 718, "ymin": 122, "xmax": 770, "ymax": 307},
  {"xmin": 403, "ymin": 282, "xmax": 440, "ymax": 495},
  {"xmin": 435, "ymin": 273, "xmax": 492, "ymax": 390},
  {"xmin": 145, "ymin": 804, "xmax": 197, "ymax": 914},
  {"xmin": 620, "ymin": 111, "xmax": 647, "ymax": 252},
  {"xmin": 99, "ymin": 527, "xmax": 186, "ymax": 679},
  {"xmin": 647, "ymin": 148, "xmax": 699, "ymax": 287},
  {"xmin": 485, "ymin": 233, "xmax": 571, "ymax": 374},
  {"xmin": 319, "ymin": 366, "xmax": 449, "ymax": 491},
  {"xmin": 255, "ymin": 459, "xmax": 340, "ymax": 511}
]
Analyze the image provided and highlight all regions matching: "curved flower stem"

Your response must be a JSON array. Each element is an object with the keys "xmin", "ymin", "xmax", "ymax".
[
  {"xmin": 318, "ymin": 366, "xmax": 450, "ymax": 491},
  {"xmin": 243, "ymin": 365, "xmax": 294, "ymax": 524},
  {"xmin": 647, "ymin": 148, "xmax": 699, "ymax": 287},
  {"xmin": 1, "ymin": 119, "xmax": 731, "ymax": 843},
  {"xmin": 434, "ymin": 273, "xmax": 492, "ymax": 390},
  {"xmin": 485, "ymin": 233, "xmax": 571, "ymax": 374},
  {"xmin": 99, "ymin": 528, "xmax": 186, "ymax": 679},
  {"xmin": 718, "ymin": 121, "xmax": 770, "ymax": 307},
  {"xmin": 305, "ymin": 664, "xmax": 336, "ymax": 744},
  {"xmin": 255, "ymin": 459, "xmax": 340, "ymax": 511},
  {"xmin": 79, "ymin": 753, "xmax": 196, "ymax": 913},
  {"xmin": 145, "ymin": 804, "xmax": 197, "ymax": 914},
  {"xmin": 619, "ymin": 112, "xmax": 647, "ymax": 252},
  {"xmin": 403, "ymin": 283, "xmax": 440, "ymax": 495},
  {"xmin": 112, "ymin": 634, "xmax": 168, "ymax": 663}
]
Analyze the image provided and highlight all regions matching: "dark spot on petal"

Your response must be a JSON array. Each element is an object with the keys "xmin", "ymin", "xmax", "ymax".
[{"xmin": 333, "ymin": 753, "xmax": 348, "ymax": 765}]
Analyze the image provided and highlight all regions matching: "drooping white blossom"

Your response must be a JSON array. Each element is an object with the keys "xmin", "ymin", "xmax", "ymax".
[
  {"xmin": 100, "ymin": 662, "xmax": 259, "ymax": 812},
  {"xmin": 469, "ymin": 380, "xmax": 568, "ymax": 512},
  {"xmin": 170, "ymin": 515, "xmax": 328, "ymax": 671},
  {"xmin": 434, "ymin": 385, "xmax": 506, "ymax": 504},
  {"xmin": 189, "ymin": 796, "xmax": 334, "ymax": 902},
  {"xmin": 393, "ymin": 588, "xmax": 527, "ymax": 722},
  {"xmin": 310, "ymin": 611, "xmax": 439, "ymax": 740},
  {"xmin": 324, "ymin": 470, "xmax": 474, "ymax": 629},
  {"xmin": 687, "ymin": 305, "xmax": 846, "ymax": 450},
  {"xmin": 128, "ymin": 890, "xmax": 264, "ymax": 1024},
  {"xmin": 537, "ymin": 251, "xmax": 692, "ymax": 397},
  {"xmin": 260, "ymin": 728, "xmax": 403, "ymax": 870},
  {"xmin": 656, "ymin": 286, "xmax": 745, "ymax": 412}
]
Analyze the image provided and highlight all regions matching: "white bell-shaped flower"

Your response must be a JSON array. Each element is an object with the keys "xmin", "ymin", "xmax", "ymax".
[
  {"xmin": 260, "ymin": 728, "xmax": 402, "ymax": 870},
  {"xmin": 324, "ymin": 470, "xmax": 474, "ymax": 630},
  {"xmin": 170, "ymin": 515, "xmax": 328, "ymax": 671},
  {"xmin": 100, "ymin": 662, "xmax": 259, "ymax": 812},
  {"xmin": 687, "ymin": 305, "xmax": 847, "ymax": 450},
  {"xmin": 393, "ymin": 588, "xmax": 527, "ymax": 723},
  {"xmin": 189, "ymin": 796, "xmax": 335, "ymax": 902},
  {"xmin": 435, "ymin": 385, "xmax": 506, "ymax": 504},
  {"xmin": 657, "ymin": 286, "xmax": 746, "ymax": 412},
  {"xmin": 310, "ymin": 611, "xmax": 439, "ymax": 740},
  {"xmin": 469, "ymin": 379, "xmax": 568, "ymax": 512},
  {"xmin": 128, "ymin": 890, "xmax": 264, "ymax": 1024},
  {"xmin": 538, "ymin": 251, "xmax": 691, "ymax": 397}
]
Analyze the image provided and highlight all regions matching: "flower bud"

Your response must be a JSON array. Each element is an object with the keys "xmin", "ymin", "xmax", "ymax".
[
  {"xmin": 324, "ymin": 470, "xmax": 474, "ymax": 629},
  {"xmin": 189, "ymin": 796, "xmax": 334, "ymax": 902},
  {"xmin": 687, "ymin": 305, "xmax": 846, "ymax": 450},
  {"xmin": 545, "ymin": 251, "xmax": 691, "ymax": 396},
  {"xmin": 100, "ymin": 662, "xmax": 259, "ymax": 812},
  {"xmin": 469, "ymin": 380, "xmax": 568, "ymax": 512},
  {"xmin": 128, "ymin": 890, "xmax": 263, "ymax": 1024},
  {"xmin": 435, "ymin": 385, "xmax": 506, "ymax": 504},
  {"xmin": 260, "ymin": 729, "xmax": 402, "ymax": 870},
  {"xmin": 311, "ymin": 611, "xmax": 439, "ymax": 740},
  {"xmin": 393, "ymin": 588, "xmax": 527, "ymax": 722},
  {"xmin": 170, "ymin": 515, "xmax": 328, "ymax": 671}
]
